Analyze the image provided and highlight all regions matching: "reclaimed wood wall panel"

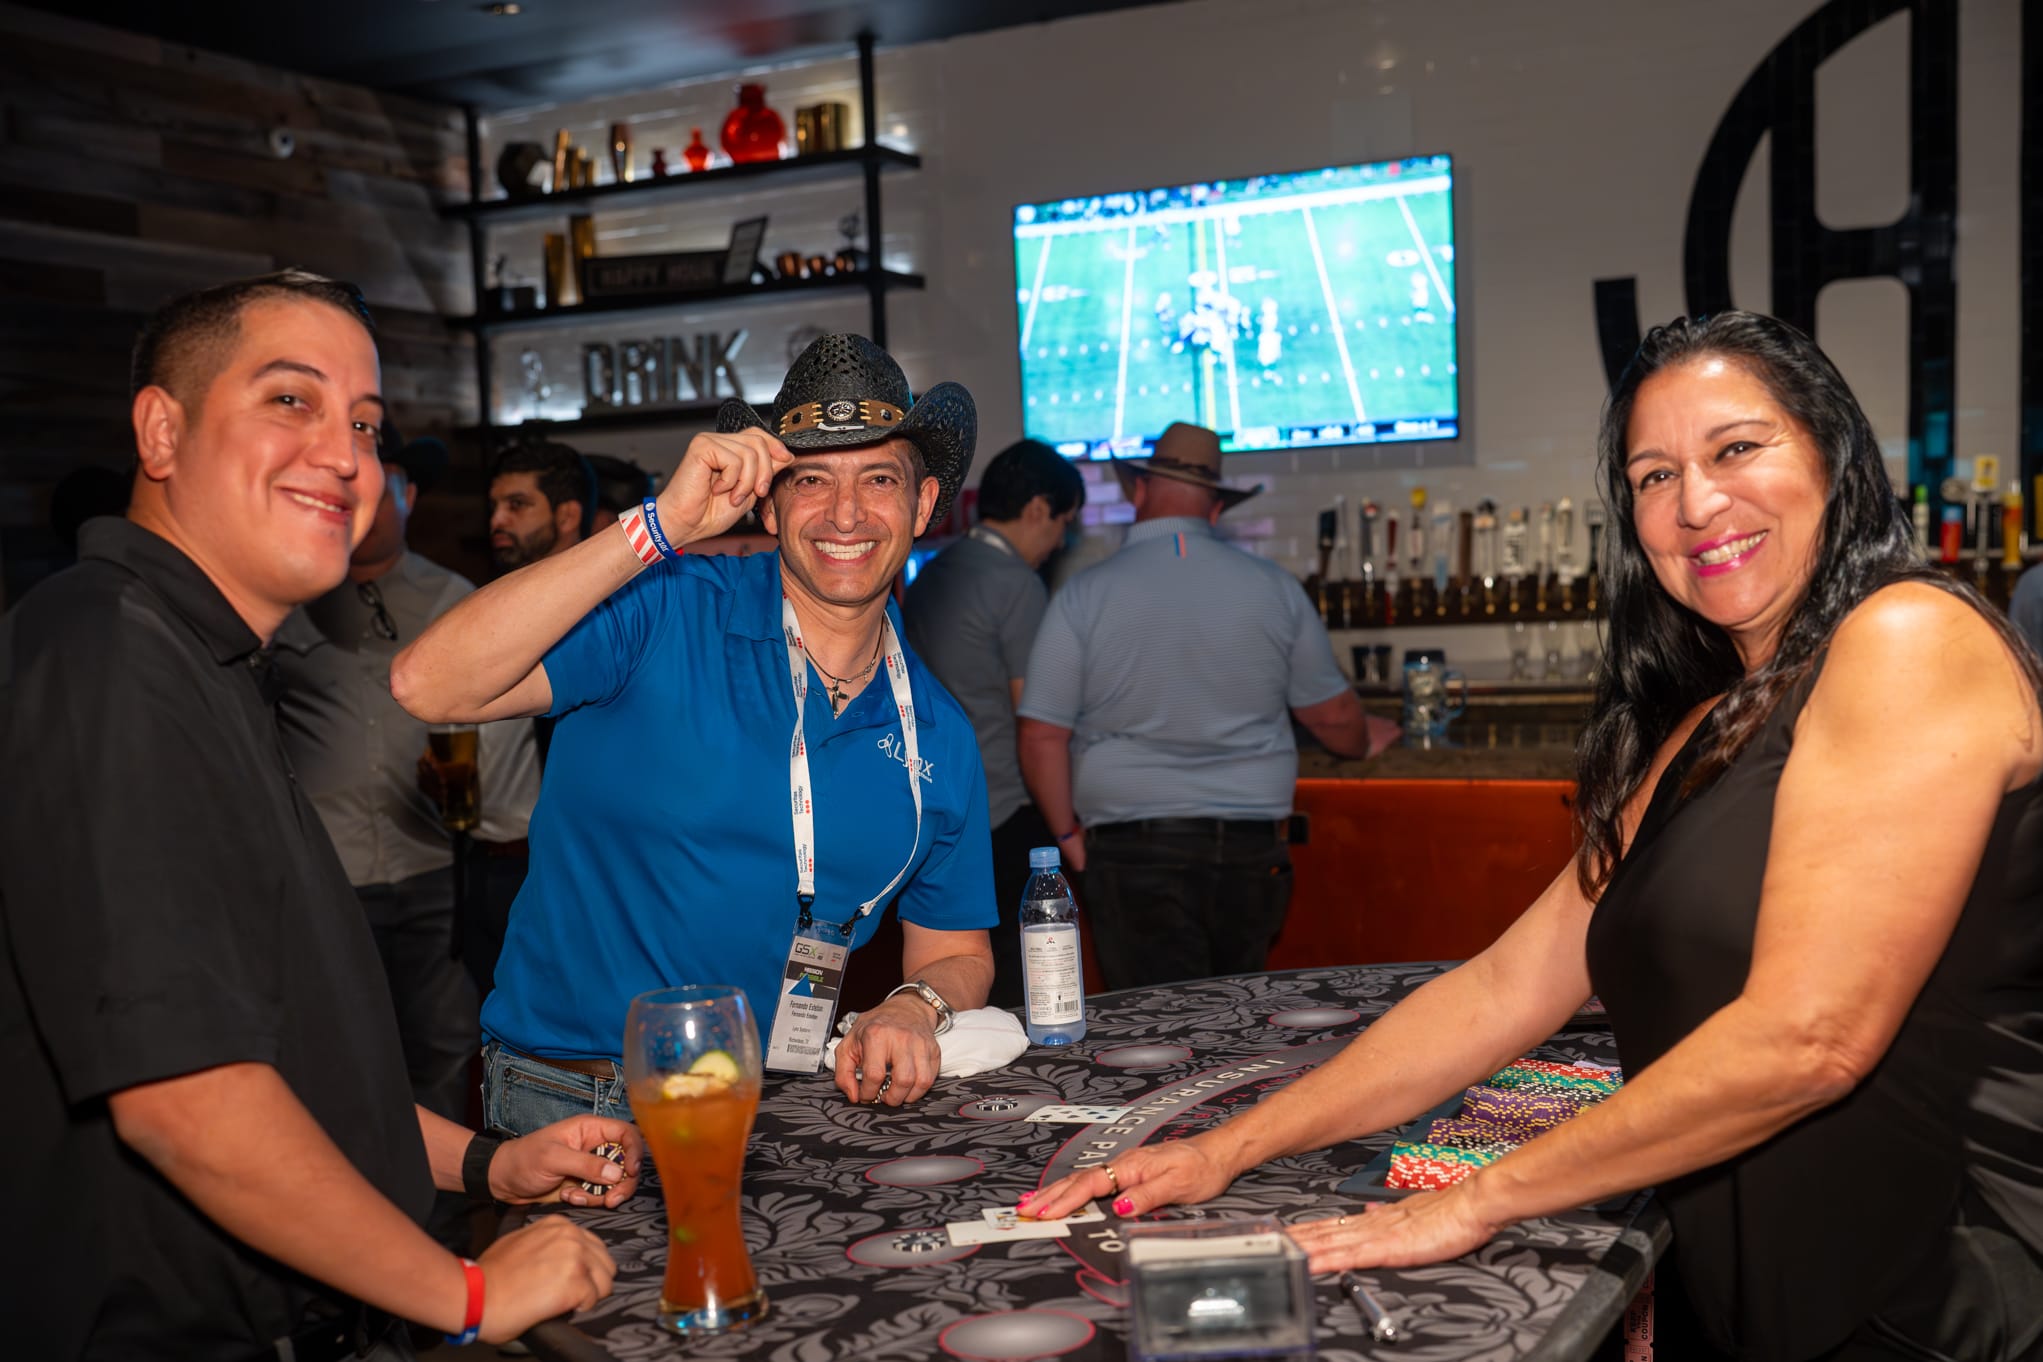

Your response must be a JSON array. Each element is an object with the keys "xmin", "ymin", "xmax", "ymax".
[{"xmin": 0, "ymin": 2, "xmax": 477, "ymax": 606}]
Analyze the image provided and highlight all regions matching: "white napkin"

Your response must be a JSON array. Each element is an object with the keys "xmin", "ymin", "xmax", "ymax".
[{"xmin": 823, "ymin": 1006, "xmax": 1031, "ymax": 1077}]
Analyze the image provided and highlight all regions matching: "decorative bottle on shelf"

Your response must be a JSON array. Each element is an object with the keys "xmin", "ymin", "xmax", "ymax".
[
  {"xmin": 682, "ymin": 128, "xmax": 711, "ymax": 172},
  {"xmin": 721, "ymin": 84, "xmax": 786, "ymax": 164},
  {"xmin": 608, "ymin": 121, "xmax": 633, "ymax": 183},
  {"xmin": 1019, "ymin": 847, "xmax": 1086, "ymax": 1046},
  {"xmin": 649, "ymin": 147, "xmax": 668, "ymax": 177}
]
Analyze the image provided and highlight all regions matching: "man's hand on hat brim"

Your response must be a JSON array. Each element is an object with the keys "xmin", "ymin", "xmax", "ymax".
[{"xmin": 656, "ymin": 429, "xmax": 794, "ymax": 549}]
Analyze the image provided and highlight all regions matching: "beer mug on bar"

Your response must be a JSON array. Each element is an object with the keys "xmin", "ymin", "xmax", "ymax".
[
  {"xmin": 626, "ymin": 985, "xmax": 768, "ymax": 1335},
  {"xmin": 425, "ymin": 722, "xmax": 480, "ymax": 832}
]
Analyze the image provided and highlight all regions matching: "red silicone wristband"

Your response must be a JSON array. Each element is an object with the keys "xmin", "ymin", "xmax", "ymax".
[{"xmin": 445, "ymin": 1257, "xmax": 484, "ymax": 1346}]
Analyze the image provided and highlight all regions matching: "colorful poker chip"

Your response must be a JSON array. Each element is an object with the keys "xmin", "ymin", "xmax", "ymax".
[
  {"xmin": 579, "ymin": 1141, "xmax": 628, "ymax": 1195},
  {"xmin": 1461, "ymin": 1084, "xmax": 1586, "ymax": 1134},
  {"xmin": 1386, "ymin": 1140, "xmax": 1502, "ymax": 1190},
  {"xmin": 1424, "ymin": 1117, "xmax": 1518, "ymax": 1151}
]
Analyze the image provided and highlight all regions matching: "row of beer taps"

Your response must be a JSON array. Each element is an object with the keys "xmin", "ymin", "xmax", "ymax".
[{"xmin": 1310, "ymin": 489, "xmax": 1608, "ymax": 627}]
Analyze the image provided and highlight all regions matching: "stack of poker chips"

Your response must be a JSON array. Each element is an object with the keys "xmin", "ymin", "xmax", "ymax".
[{"xmin": 1385, "ymin": 1059, "xmax": 1623, "ymax": 1190}]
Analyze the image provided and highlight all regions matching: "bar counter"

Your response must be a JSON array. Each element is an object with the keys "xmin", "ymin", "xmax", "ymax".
[{"xmin": 1279, "ymin": 696, "xmax": 1586, "ymax": 970}]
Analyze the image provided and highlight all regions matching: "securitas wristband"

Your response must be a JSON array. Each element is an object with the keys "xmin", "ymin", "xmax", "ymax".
[
  {"xmin": 619, "ymin": 497, "xmax": 684, "ymax": 567},
  {"xmin": 445, "ymin": 1256, "xmax": 484, "ymax": 1346}
]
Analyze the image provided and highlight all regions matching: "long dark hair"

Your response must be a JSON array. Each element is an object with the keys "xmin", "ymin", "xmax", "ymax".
[{"xmin": 1574, "ymin": 311, "xmax": 2035, "ymax": 896}]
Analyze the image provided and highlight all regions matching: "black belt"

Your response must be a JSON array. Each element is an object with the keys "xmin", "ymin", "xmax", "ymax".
[
  {"xmin": 509, "ymin": 1044, "xmax": 619, "ymax": 1079},
  {"xmin": 1087, "ymin": 817, "xmax": 1285, "ymax": 840}
]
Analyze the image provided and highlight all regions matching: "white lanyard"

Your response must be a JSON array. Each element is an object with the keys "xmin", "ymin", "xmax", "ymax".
[
  {"xmin": 969, "ymin": 525, "xmax": 1018, "ymax": 558},
  {"xmin": 782, "ymin": 593, "xmax": 923, "ymax": 935}
]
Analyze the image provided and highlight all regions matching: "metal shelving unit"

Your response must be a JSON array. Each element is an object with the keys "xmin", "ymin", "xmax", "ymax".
[{"xmin": 452, "ymin": 32, "xmax": 915, "ymax": 443}]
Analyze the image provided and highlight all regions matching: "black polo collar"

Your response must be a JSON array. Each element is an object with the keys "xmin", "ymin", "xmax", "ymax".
[{"xmin": 77, "ymin": 518, "xmax": 267, "ymax": 667}]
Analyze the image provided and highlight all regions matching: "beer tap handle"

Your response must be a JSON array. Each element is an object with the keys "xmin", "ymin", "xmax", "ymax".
[
  {"xmin": 1535, "ymin": 502, "xmax": 1555, "ymax": 612},
  {"xmin": 1502, "ymin": 507, "xmax": 1528, "ymax": 613}
]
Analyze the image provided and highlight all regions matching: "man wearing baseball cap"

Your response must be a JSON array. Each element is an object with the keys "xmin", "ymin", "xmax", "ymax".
[{"xmin": 394, "ymin": 335, "xmax": 996, "ymax": 1124}]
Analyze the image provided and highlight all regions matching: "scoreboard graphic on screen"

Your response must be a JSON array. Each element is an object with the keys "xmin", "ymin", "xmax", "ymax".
[{"xmin": 1013, "ymin": 154, "xmax": 1458, "ymax": 459}]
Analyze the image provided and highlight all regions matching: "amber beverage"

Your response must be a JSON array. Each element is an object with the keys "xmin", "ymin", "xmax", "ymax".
[
  {"xmin": 634, "ymin": 1078, "xmax": 763, "ymax": 1317},
  {"xmin": 425, "ymin": 724, "xmax": 480, "ymax": 831},
  {"xmin": 624, "ymin": 985, "xmax": 768, "ymax": 1335}
]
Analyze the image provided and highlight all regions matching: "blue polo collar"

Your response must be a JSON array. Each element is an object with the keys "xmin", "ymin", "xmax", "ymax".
[
  {"xmin": 727, "ymin": 550, "xmax": 937, "ymax": 727},
  {"xmin": 1125, "ymin": 516, "xmax": 1217, "ymax": 545}
]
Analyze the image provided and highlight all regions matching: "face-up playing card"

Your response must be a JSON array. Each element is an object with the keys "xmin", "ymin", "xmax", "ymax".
[
  {"xmin": 986, "ymin": 1201, "xmax": 1104, "ymax": 1227},
  {"xmin": 1023, "ymin": 1104, "xmax": 1132, "ymax": 1123},
  {"xmin": 947, "ymin": 1215, "xmax": 1071, "ymax": 1245}
]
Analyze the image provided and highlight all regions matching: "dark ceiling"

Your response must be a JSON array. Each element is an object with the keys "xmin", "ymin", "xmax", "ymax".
[{"xmin": 26, "ymin": 0, "xmax": 1185, "ymax": 110}]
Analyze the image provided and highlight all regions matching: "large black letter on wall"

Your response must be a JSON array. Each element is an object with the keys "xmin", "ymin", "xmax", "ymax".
[{"xmin": 1595, "ymin": 0, "xmax": 1958, "ymax": 498}]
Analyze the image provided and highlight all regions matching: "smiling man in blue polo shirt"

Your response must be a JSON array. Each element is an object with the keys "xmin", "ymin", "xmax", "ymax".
[{"xmin": 393, "ymin": 336, "xmax": 995, "ymax": 1127}]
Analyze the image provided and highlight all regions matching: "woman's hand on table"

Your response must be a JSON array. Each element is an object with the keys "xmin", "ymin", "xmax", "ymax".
[
  {"xmin": 476, "ymin": 1214, "xmax": 617, "ymax": 1344},
  {"xmin": 492, "ymin": 1116, "xmax": 644, "ymax": 1208},
  {"xmin": 834, "ymin": 998, "xmax": 942, "ymax": 1106},
  {"xmin": 1022, "ymin": 1136, "xmax": 1237, "ymax": 1220},
  {"xmin": 1285, "ymin": 1180, "xmax": 1502, "ymax": 1274}
]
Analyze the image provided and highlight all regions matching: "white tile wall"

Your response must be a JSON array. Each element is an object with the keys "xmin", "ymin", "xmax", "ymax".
[{"xmin": 473, "ymin": 0, "xmax": 2020, "ymax": 666}]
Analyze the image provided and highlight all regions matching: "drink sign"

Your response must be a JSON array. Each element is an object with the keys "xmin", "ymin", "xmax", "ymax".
[{"xmin": 583, "ymin": 330, "xmax": 748, "ymax": 410}]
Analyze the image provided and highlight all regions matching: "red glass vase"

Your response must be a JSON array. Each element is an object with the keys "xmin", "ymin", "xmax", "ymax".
[
  {"xmin": 682, "ymin": 128, "xmax": 710, "ymax": 172},
  {"xmin": 720, "ymin": 84, "xmax": 785, "ymax": 164}
]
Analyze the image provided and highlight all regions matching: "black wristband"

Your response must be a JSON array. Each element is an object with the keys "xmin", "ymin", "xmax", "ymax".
[{"xmin": 461, "ymin": 1131, "xmax": 506, "ymax": 1204}]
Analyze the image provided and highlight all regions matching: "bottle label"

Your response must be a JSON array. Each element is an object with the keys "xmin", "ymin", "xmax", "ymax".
[{"xmin": 1023, "ymin": 926, "xmax": 1083, "ymax": 1026}]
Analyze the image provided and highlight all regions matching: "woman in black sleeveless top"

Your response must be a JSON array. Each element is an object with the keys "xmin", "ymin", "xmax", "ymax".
[{"xmin": 1028, "ymin": 314, "xmax": 2043, "ymax": 1360}]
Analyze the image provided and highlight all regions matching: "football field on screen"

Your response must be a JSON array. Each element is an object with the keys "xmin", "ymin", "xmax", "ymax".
[{"xmin": 1016, "ymin": 185, "xmax": 1456, "ymax": 450}]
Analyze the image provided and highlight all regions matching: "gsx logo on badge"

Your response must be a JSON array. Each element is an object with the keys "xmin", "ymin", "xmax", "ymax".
[{"xmin": 877, "ymin": 733, "xmax": 934, "ymax": 783}]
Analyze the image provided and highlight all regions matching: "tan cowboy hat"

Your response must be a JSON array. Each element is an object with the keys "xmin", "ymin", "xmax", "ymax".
[{"xmin": 1111, "ymin": 422, "xmax": 1261, "ymax": 510}]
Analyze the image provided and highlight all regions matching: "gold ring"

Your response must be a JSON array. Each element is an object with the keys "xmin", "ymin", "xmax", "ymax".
[{"xmin": 1102, "ymin": 1164, "xmax": 1120, "ymax": 1191}]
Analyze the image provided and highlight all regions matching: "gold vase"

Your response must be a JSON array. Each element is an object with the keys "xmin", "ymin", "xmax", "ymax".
[
  {"xmin": 609, "ymin": 121, "xmax": 633, "ymax": 183},
  {"xmin": 551, "ymin": 129, "xmax": 572, "ymax": 193},
  {"xmin": 543, "ymin": 233, "xmax": 572, "ymax": 308}
]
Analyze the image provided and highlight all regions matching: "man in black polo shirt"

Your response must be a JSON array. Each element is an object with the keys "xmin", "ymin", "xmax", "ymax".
[{"xmin": 0, "ymin": 271, "xmax": 637, "ymax": 1360}]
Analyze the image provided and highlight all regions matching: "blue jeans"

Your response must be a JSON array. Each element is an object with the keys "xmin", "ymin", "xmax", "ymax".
[{"xmin": 480, "ymin": 1039, "xmax": 631, "ymax": 1136}]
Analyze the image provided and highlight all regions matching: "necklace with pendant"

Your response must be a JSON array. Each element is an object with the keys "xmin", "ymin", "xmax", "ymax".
[{"xmin": 812, "ymin": 633, "xmax": 883, "ymax": 714}]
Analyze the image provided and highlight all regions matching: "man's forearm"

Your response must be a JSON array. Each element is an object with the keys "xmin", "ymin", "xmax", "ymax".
[
  {"xmin": 418, "ymin": 1104, "xmax": 479, "ymax": 1195},
  {"xmin": 911, "ymin": 952, "xmax": 995, "ymax": 1013},
  {"xmin": 391, "ymin": 519, "xmax": 646, "ymax": 722},
  {"xmin": 1018, "ymin": 719, "xmax": 1078, "ymax": 836},
  {"xmin": 111, "ymin": 1064, "xmax": 470, "ymax": 1333}
]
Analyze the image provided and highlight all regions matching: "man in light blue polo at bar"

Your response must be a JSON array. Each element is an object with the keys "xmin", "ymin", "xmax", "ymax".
[
  {"xmin": 393, "ymin": 335, "xmax": 995, "ymax": 1128},
  {"xmin": 1018, "ymin": 422, "xmax": 1394, "ymax": 992}
]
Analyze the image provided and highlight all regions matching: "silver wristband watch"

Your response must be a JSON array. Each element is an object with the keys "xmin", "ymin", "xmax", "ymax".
[{"xmin": 881, "ymin": 979, "xmax": 955, "ymax": 1035}]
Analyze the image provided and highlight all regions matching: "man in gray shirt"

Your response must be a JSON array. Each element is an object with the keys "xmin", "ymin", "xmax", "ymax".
[
  {"xmin": 1018, "ymin": 423, "xmax": 1395, "ymax": 990},
  {"xmin": 276, "ymin": 433, "xmax": 540, "ymax": 1122},
  {"xmin": 904, "ymin": 439, "xmax": 1085, "ymax": 1006}
]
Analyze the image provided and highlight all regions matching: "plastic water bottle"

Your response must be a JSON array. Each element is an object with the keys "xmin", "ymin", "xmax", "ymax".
[{"xmin": 1020, "ymin": 846, "xmax": 1087, "ymax": 1045}]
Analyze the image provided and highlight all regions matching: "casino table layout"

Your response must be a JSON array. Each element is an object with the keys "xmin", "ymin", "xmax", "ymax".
[{"xmin": 509, "ymin": 964, "xmax": 1664, "ymax": 1362}]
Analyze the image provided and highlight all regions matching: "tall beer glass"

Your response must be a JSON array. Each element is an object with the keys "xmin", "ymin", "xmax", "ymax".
[
  {"xmin": 624, "ymin": 985, "xmax": 767, "ymax": 1335},
  {"xmin": 425, "ymin": 722, "xmax": 480, "ymax": 831}
]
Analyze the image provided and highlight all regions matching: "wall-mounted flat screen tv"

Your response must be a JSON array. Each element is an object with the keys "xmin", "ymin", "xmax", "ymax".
[{"xmin": 1013, "ymin": 152, "xmax": 1457, "ymax": 459}]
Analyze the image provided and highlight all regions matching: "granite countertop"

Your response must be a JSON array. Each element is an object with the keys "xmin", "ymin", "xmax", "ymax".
[{"xmin": 1302, "ymin": 700, "xmax": 1586, "ymax": 781}]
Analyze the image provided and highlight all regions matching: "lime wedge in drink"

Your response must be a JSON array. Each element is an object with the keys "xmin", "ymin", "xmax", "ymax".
[{"xmin": 689, "ymin": 1050, "xmax": 740, "ymax": 1082}]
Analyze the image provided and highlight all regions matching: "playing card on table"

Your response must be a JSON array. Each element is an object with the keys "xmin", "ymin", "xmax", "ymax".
[
  {"xmin": 986, "ymin": 1200, "xmax": 1104, "ymax": 1226},
  {"xmin": 1023, "ymin": 1103, "xmax": 1132, "ymax": 1123},
  {"xmin": 947, "ymin": 1215, "xmax": 1071, "ymax": 1245}
]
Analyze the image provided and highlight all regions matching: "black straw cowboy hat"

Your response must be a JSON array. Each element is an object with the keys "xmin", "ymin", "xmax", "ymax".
[
  {"xmin": 717, "ymin": 334, "xmax": 977, "ymax": 529},
  {"xmin": 1111, "ymin": 422, "xmax": 1261, "ymax": 510}
]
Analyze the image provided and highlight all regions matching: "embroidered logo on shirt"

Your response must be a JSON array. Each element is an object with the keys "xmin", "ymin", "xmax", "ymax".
[{"xmin": 876, "ymin": 733, "xmax": 935, "ymax": 784}]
